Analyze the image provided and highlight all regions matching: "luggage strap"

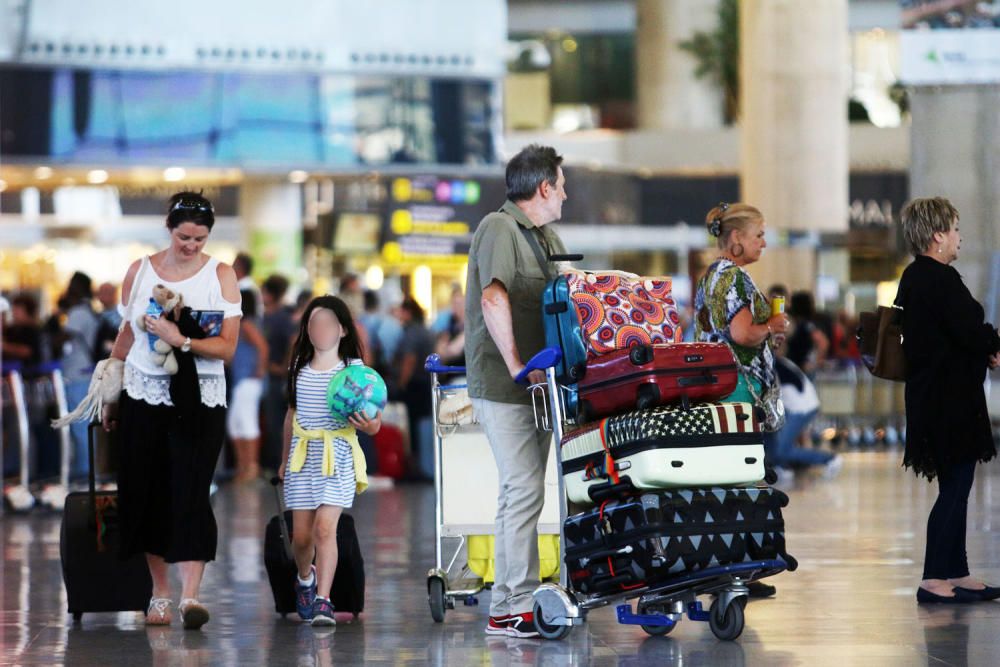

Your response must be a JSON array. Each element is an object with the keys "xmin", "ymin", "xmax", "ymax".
[
  {"xmin": 598, "ymin": 419, "xmax": 620, "ymax": 485},
  {"xmin": 598, "ymin": 500, "xmax": 645, "ymax": 591}
]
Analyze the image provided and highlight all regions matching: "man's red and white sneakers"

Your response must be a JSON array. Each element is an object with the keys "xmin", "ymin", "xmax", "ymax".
[
  {"xmin": 504, "ymin": 611, "xmax": 540, "ymax": 639},
  {"xmin": 485, "ymin": 614, "xmax": 511, "ymax": 636}
]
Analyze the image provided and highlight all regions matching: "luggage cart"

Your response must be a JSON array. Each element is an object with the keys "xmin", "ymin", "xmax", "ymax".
[
  {"xmin": 423, "ymin": 354, "xmax": 561, "ymax": 623},
  {"xmin": 519, "ymin": 347, "xmax": 792, "ymax": 642}
]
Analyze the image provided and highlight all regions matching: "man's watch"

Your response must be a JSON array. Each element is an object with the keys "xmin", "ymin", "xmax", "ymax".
[{"xmin": 181, "ymin": 337, "xmax": 192, "ymax": 353}]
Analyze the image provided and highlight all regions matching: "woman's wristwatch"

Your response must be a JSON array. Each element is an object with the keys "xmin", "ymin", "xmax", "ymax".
[{"xmin": 181, "ymin": 337, "xmax": 192, "ymax": 353}]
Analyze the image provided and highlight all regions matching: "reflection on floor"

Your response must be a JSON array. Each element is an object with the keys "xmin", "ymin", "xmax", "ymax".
[{"xmin": 4, "ymin": 451, "xmax": 1000, "ymax": 666}]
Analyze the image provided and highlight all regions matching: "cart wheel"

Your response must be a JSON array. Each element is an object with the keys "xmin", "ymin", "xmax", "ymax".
[
  {"xmin": 709, "ymin": 597, "xmax": 744, "ymax": 641},
  {"xmin": 533, "ymin": 601, "xmax": 572, "ymax": 640},
  {"xmin": 638, "ymin": 603, "xmax": 676, "ymax": 636},
  {"xmin": 72, "ymin": 612, "xmax": 83, "ymax": 622},
  {"xmin": 636, "ymin": 383, "xmax": 660, "ymax": 411},
  {"xmin": 428, "ymin": 577, "xmax": 446, "ymax": 623}
]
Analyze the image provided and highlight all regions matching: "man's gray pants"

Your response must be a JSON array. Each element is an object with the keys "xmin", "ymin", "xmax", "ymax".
[{"xmin": 472, "ymin": 398, "xmax": 550, "ymax": 616}]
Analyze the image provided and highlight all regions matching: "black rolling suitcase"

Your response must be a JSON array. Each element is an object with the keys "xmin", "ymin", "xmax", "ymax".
[
  {"xmin": 264, "ymin": 478, "xmax": 365, "ymax": 617},
  {"xmin": 60, "ymin": 423, "xmax": 152, "ymax": 620},
  {"xmin": 563, "ymin": 486, "xmax": 796, "ymax": 595}
]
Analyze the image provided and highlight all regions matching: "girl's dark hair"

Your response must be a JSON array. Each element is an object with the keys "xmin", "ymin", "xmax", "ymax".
[
  {"xmin": 286, "ymin": 295, "xmax": 365, "ymax": 410},
  {"xmin": 166, "ymin": 191, "xmax": 215, "ymax": 231}
]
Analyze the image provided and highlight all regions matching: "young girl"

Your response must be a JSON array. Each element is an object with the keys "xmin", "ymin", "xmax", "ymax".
[{"xmin": 278, "ymin": 295, "xmax": 381, "ymax": 625}]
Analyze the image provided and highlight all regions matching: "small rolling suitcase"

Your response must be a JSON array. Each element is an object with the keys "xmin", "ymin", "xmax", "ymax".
[
  {"xmin": 61, "ymin": 423, "xmax": 152, "ymax": 620},
  {"xmin": 264, "ymin": 478, "xmax": 365, "ymax": 617},
  {"xmin": 563, "ymin": 486, "xmax": 796, "ymax": 595},
  {"xmin": 577, "ymin": 342, "xmax": 739, "ymax": 421},
  {"xmin": 543, "ymin": 275, "xmax": 589, "ymax": 384},
  {"xmin": 373, "ymin": 423, "xmax": 406, "ymax": 480},
  {"xmin": 560, "ymin": 402, "xmax": 764, "ymax": 505}
]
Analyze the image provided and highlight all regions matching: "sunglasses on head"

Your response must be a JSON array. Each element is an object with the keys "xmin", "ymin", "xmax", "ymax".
[{"xmin": 170, "ymin": 199, "xmax": 214, "ymax": 214}]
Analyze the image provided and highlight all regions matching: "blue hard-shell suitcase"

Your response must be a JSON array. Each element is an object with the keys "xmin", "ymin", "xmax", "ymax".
[{"xmin": 543, "ymin": 275, "xmax": 588, "ymax": 384}]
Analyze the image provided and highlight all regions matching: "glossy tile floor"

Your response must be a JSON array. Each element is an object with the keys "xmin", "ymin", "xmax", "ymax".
[{"xmin": 4, "ymin": 450, "xmax": 1000, "ymax": 666}]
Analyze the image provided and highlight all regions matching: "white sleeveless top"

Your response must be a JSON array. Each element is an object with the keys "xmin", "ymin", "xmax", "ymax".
[{"xmin": 119, "ymin": 255, "xmax": 243, "ymax": 407}]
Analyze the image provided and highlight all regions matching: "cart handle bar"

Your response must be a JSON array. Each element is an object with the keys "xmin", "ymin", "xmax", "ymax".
[
  {"xmin": 424, "ymin": 354, "xmax": 466, "ymax": 375},
  {"xmin": 514, "ymin": 347, "xmax": 563, "ymax": 385}
]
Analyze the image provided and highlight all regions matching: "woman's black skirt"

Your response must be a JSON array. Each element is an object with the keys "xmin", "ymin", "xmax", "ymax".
[{"xmin": 116, "ymin": 392, "xmax": 225, "ymax": 563}]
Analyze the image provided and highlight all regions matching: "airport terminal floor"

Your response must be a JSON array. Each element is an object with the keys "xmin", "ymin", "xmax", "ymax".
[{"xmin": 4, "ymin": 450, "xmax": 1000, "ymax": 666}]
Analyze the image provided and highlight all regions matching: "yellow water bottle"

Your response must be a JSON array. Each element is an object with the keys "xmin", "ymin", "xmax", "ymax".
[{"xmin": 770, "ymin": 296, "xmax": 785, "ymax": 348}]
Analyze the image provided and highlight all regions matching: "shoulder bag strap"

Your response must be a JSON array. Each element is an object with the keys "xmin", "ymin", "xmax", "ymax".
[
  {"xmin": 123, "ymin": 256, "xmax": 150, "ymax": 326},
  {"xmin": 518, "ymin": 224, "xmax": 552, "ymax": 281}
]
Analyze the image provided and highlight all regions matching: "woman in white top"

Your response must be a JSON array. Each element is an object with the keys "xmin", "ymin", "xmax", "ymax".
[{"xmin": 102, "ymin": 191, "xmax": 241, "ymax": 630}]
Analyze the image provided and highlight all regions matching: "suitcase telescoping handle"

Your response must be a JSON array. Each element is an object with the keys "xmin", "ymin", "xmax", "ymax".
[
  {"xmin": 270, "ymin": 476, "xmax": 294, "ymax": 562},
  {"xmin": 549, "ymin": 253, "xmax": 583, "ymax": 262},
  {"xmin": 87, "ymin": 423, "xmax": 100, "ymax": 520}
]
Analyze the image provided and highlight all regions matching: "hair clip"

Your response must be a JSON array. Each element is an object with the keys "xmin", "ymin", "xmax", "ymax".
[
  {"xmin": 709, "ymin": 219, "xmax": 722, "ymax": 237},
  {"xmin": 718, "ymin": 201, "xmax": 730, "ymax": 212}
]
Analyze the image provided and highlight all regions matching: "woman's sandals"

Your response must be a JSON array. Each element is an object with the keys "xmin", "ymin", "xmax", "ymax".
[
  {"xmin": 179, "ymin": 598, "xmax": 210, "ymax": 630},
  {"xmin": 145, "ymin": 598, "xmax": 173, "ymax": 625}
]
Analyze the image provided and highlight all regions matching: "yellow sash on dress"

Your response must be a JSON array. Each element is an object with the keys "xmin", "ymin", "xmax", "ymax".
[{"xmin": 290, "ymin": 413, "xmax": 369, "ymax": 494}]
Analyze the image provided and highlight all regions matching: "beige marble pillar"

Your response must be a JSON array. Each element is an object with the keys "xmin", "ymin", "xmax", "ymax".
[
  {"xmin": 636, "ymin": 0, "xmax": 725, "ymax": 130},
  {"xmin": 739, "ymin": 0, "xmax": 849, "ymax": 290}
]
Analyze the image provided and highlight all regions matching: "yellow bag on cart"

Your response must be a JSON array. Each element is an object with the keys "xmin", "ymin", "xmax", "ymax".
[{"xmin": 467, "ymin": 534, "xmax": 560, "ymax": 583}]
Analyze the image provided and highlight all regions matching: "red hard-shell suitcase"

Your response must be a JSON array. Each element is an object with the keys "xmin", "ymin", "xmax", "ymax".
[
  {"xmin": 577, "ymin": 342, "xmax": 739, "ymax": 422},
  {"xmin": 373, "ymin": 423, "xmax": 406, "ymax": 480}
]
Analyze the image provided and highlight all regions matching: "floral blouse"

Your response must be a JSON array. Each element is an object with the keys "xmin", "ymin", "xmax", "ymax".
[{"xmin": 694, "ymin": 258, "xmax": 776, "ymax": 390}]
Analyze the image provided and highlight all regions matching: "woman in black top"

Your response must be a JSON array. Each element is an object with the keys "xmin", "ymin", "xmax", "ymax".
[{"xmin": 897, "ymin": 197, "xmax": 1000, "ymax": 604}]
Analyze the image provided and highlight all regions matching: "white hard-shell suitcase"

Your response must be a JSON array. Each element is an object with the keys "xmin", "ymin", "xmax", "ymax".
[{"xmin": 560, "ymin": 402, "xmax": 765, "ymax": 505}]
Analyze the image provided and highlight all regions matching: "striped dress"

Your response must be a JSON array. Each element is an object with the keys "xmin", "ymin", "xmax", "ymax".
[{"xmin": 284, "ymin": 359, "xmax": 361, "ymax": 510}]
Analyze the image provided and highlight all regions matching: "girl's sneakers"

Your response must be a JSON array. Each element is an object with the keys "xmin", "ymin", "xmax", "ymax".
[
  {"xmin": 311, "ymin": 597, "xmax": 336, "ymax": 626},
  {"xmin": 296, "ymin": 566, "xmax": 318, "ymax": 621}
]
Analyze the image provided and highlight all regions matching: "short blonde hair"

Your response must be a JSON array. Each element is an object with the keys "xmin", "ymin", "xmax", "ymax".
[
  {"xmin": 900, "ymin": 197, "xmax": 958, "ymax": 256},
  {"xmin": 704, "ymin": 203, "xmax": 764, "ymax": 250}
]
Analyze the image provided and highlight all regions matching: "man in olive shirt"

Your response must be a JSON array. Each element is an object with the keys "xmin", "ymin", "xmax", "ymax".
[{"xmin": 465, "ymin": 144, "xmax": 568, "ymax": 639}]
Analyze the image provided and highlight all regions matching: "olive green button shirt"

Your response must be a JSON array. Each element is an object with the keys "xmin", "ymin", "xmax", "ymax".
[{"xmin": 464, "ymin": 200, "xmax": 568, "ymax": 405}]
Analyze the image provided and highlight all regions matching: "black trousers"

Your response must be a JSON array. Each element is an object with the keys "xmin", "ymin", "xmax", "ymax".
[
  {"xmin": 117, "ymin": 393, "xmax": 226, "ymax": 563},
  {"xmin": 922, "ymin": 461, "xmax": 976, "ymax": 580}
]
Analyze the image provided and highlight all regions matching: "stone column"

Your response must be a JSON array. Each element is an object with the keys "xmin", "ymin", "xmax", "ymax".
[
  {"xmin": 909, "ymin": 87, "xmax": 1000, "ymax": 313},
  {"xmin": 636, "ymin": 0, "xmax": 725, "ymax": 130},
  {"xmin": 739, "ymin": 0, "xmax": 849, "ymax": 291},
  {"xmin": 238, "ymin": 181, "xmax": 303, "ymax": 281}
]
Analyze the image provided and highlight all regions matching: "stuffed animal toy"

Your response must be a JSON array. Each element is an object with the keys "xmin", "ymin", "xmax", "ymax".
[
  {"xmin": 51, "ymin": 357, "xmax": 124, "ymax": 428},
  {"xmin": 133, "ymin": 284, "xmax": 183, "ymax": 375}
]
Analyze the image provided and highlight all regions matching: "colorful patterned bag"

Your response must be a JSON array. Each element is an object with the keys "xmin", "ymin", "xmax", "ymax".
[{"xmin": 565, "ymin": 271, "xmax": 683, "ymax": 357}]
